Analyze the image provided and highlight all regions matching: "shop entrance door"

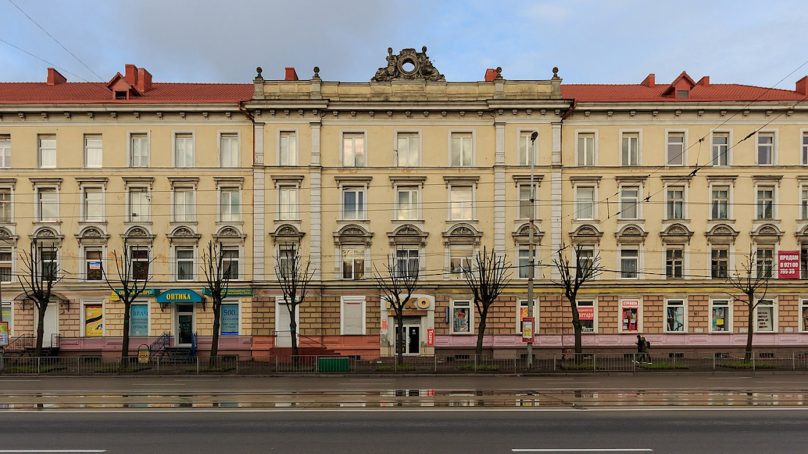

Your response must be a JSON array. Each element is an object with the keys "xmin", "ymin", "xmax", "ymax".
[
  {"xmin": 36, "ymin": 305, "xmax": 59, "ymax": 348},
  {"xmin": 396, "ymin": 323, "xmax": 421, "ymax": 355},
  {"xmin": 175, "ymin": 304, "xmax": 194, "ymax": 346}
]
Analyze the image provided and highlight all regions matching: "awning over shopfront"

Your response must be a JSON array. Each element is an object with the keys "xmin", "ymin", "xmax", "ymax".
[{"xmin": 156, "ymin": 289, "xmax": 205, "ymax": 304}]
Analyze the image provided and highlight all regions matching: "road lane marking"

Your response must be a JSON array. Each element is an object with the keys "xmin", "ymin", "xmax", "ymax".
[{"xmin": 513, "ymin": 450, "xmax": 652, "ymax": 453}]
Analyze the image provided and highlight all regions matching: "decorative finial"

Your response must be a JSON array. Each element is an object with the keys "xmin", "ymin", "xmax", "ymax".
[
  {"xmin": 552, "ymin": 66, "xmax": 560, "ymax": 80},
  {"xmin": 312, "ymin": 66, "xmax": 321, "ymax": 80},
  {"xmin": 422, "ymin": 46, "xmax": 428, "ymax": 53},
  {"xmin": 495, "ymin": 66, "xmax": 503, "ymax": 80},
  {"xmin": 256, "ymin": 66, "xmax": 263, "ymax": 78}
]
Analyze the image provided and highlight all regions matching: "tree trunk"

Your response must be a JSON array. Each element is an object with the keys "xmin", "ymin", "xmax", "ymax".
[
  {"xmin": 569, "ymin": 297, "xmax": 583, "ymax": 355},
  {"xmin": 289, "ymin": 305, "xmax": 298, "ymax": 359},
  {"xmin": 210, "ymin": 299, "xmax": 221, "ymax": 367},
  {"xmin": 396, "ymin": 311, "xmax": 404, "ymax": 366},
  {"xmin": 745, "ymin": 297, "xmax": 754, "ymax": 362},
  {"xmin": 35, "ymin": 304, "xmax": 46, "ymax": 357},
  {"xmin": 475, "ymin": 306, "xmax": 488, "ymax": 358},
  {"xmin": 120, "ymin": 300, "xmax": 132, "ymax": 368}
]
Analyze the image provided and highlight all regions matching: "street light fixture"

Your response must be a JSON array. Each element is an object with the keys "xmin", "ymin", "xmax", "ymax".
[{"xmin": 527, "ymin": 131, "xmax": 538, "ymax": 367}]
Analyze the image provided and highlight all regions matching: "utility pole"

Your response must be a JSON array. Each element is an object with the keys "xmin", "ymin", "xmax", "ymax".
[{"xmin": 527, "ymin": 132, "xmax": 538, "ymax": 367}]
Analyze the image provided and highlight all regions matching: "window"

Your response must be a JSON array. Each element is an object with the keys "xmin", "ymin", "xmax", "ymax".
[
  {"xmin": 342, "ymin": 186, "xmax": 366, "ymax": 220},
  {"xmin": 278, "ymin": 185, "xmax": 298, "ymax": 220},
  {"xmin": 803, "ymin": 188, "xmax": 808, "ymax": 219},
  {"xmin": 82, "ymin": 303, "xmax": 103, "ymax": 337},
  {"xmin": 711, "ymin": 248, "xmax": 728, "ymax": 279},
  {"xmin": 801, "ymin": 299, "xmax": 808, "ymax": 332},
  {"xmin": 620, "ymin": 300, "xmax": 640, "ymax": 332},
  {"xmin": 173, "ymin": 187, "xmax": 195, "ymax": 222},
  {"xmin": 130, "ymin": 133, "xmax": 149, "ymax": 167},
  {"xmin": 279, "ymin": 131, "xmax": 297, "ymax": 166},
  {"xmin": 711, "ymin": 300, "xmax": 730, "ymax": 332},
  {"xmin": 711, "ymin": 186, "xmax": 729, "ymax": 220},
  {"xmin": 620, "ymin": 249, "xmax": 638, "ymax": 279},
  {"xmin": 397, "ymin": 132, "xmax": 419, "ymax": 166},
  {"xmin": 222, "ymin": 247, "xmax": 240, "ymax": 280},
  {"xmin": 220, "ymin": 303, "xmax": 240, "ymax": 335},
  {"xmin": 757, "ymin": 132, "xmax": 774, "ymax": 165},
  {"xmin": 449, "ymin": 186, "xmax": 473, "ymax": 220},
  {"xmin": 343, "ymin": 133, "xmax": 366, "ymax": 167},
  {"xmin": 449, "ymin": 245, "xmax": 473, "ymax": 275},
  {"xmin": 577, "ymin": 132, "xmax": 595, "ymax": 166},
  {"xmin": 83, "ymin": 187, "xmax": 104, "ymax": 222},
  {"xmin": 518, "ymin": 183, "xmax": 537, "ymax": 220},
  {"xmin": 517, "ymin": 300, "xmax": 535, "ymax": 334},
  {"xmin": 0, "ymin": 247, "xmax": 12, "ymax": 282},
  {"xmin": 341, "ymin": 296, "xmax": 365, "ymax": 335},
  {"xmin": 756, "ymin": 247, "xmax": 774, "ymax": 278},
  {"xmin": 84, "ymin": 248, "xmax": 103, "ymax": 281},
  {"xmin": 665, "ymin": 300, "xmax": 685, "ymax": 333},
  {"xmin": 518, "ymin": 247, "xmax": 533, "ymax": 279},
  {"xmin": 575, "ymin": 186, "xmax": 595, "ymax": 220},
  {"xmin": 395, "ymin": 248, "xmax": 419, "ymax": 278},
  {"xmin": 175, "ymin": 247, "xmax": 194, "ymax": 281},
  {"xmin": 0, "ymin": 135, "xmax": 9, "ymax": 168},
  {"xmin": 1, "ymin": 301, "xmax": 11, "ymax": 333},
  {"xmin": 130, "ymin": 303, "xmax": 149, "ymax": 337},
  {"xmin": 277, "ymin": 244, "xmax": 296, "ymax": 278},
  {"xmin": 712, "ymin": 132, "xmax": 729, "ymax": 166},
  {"xmin": 396, "ymin": 186, "xmax": 418, "ymax": 220},
  {"xmin": 220, "ymin": 133, "xmax": 239, "ymax": 168},
  {"xmin": 577, "ymin": 247, "xmax": 595, "ymax": 275},
  {"xmin": 451, "ymin": 132, "xmax": 473, "ymax": 167},
  {"xmin": 39, "ymin": 247, "xmax": 57, "ymax": 281},
  {"xmin": 220, "ymin": 187, "xmax": 241, "ymax": 222},
  {"xmin": 341, "ymin": 247, "xmax": 365, "ymax": 280},
  {"xmin": 803, "ymin": 132, "xmax": 808, "ymax": 165},
  {"xmin": 519, "ymin": 131, "xmax": 537, "ymax": 166},
  {"xmin": 0, "ymin": 188, "xmax": 11, "ymax": 223},
  {"xmin": 620, "ymin": 186, "xmax": 639, "ymax": 219},
  {"xmin": 578, "ymin": 300, "xmax": 595, "ymax": 333},
  {"xmin": 128, "ymin": 188, "xmax": 150, "ymax": 222},
  {"xmin": 84, "ymin": 135, "xmax": 102, "ymax": 168},
  {"xmin": 666, "ymin": 248, "xmax": 684, "ymax": 279},
  {"xmin": 37, "ymin": 187, "xmax": 58, "ymax": 222},
  {"xmin": 666, "ymin": 186, "xmax": 684, "ymax": 219},
  {"xmin": 38, "ymin": 135, "xmax": 56, "ymax": 168},
  {"xmin": 130, "ymin": 247, "xmax": 149, "ymax": 280},
  {"xmin": 667, "ymin": 132, "xmax": 685, "ymax": 166},
  {"xmin": 174, "ymin": 133, "xmax": 194, "ymax": 167},
  {"xmin": 755, "ymin": 299, "xmax": 775, "ymax": 332},
  {"xmin": 756, "ymin": 187, "xmax": 774, "ymax": 220},
  {"xmin": 621, "ymin": 132, "xmax": 639, "ymax": 166},
  {"xmin": 451, "ymin": 300, "xmax": 472, "ymax": 334}
]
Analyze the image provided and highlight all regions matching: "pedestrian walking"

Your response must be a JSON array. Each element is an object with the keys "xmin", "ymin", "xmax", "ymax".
[
  {"xmin": 635, "ymin": 334, "xmax": 643, "ymax": 364},
  {"xmin": 642, "ymin": 336, "xmax": 652, "ymax": 364}
]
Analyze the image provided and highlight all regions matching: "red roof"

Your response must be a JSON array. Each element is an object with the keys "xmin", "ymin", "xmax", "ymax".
[
  {"xmin": 561, "ymin": 82, "xmax": 806, "ymax": 103},
  {"xmin": 0, "ymin": 82, "xmax": 252, "ymax": 105}
]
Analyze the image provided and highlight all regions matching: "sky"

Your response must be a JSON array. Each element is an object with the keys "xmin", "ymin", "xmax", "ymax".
[{"xmin": 0, "ymin": 0, "xmax": 807, "ymax": 89}]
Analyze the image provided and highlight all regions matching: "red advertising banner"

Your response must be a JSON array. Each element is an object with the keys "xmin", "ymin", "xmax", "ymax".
[
  {"xmin": 426, "ymin": 328, "xmax": 435, "ymax": 347},
  {"xmin": 578, "ymin": 306, "xmax": 594, "ymax": 321},
  {"xmin": 778, "ymin": 250, "xmax": 800, "ymax": 279}
]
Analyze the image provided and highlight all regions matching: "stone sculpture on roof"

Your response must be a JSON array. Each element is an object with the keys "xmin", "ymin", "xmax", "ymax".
[{"xmin": 372, "ymin": 46, "xmax": 445, "ymax": 82}]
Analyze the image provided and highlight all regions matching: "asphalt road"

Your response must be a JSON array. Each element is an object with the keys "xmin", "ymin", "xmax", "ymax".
[{"xmin": 0, "ymin": 409, "xmax": 806, "ymax": 453}]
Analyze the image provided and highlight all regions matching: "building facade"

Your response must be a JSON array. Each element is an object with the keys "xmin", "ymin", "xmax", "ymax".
[{"xmin": 2, "ymin": 50, "xmax": 808, "ymax": 359}]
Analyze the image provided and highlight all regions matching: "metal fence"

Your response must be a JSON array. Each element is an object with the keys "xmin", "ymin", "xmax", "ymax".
[{"xmin": 2, "ymin": 352, "xmax": 808, "ymax": 375}]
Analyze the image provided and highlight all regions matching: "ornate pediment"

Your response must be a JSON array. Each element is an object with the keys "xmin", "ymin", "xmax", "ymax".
[
  {"xmin": 706, "ymin": 224, "xmax": 739, "ymax": 244},
  {"xmin": 660, "ymin": 223, "xmax": 693, "ymax": 244},
  {"xmin": 334, "ymin": 224, "xmax": 373, "ymax": 246},
  {"xmin": 569, "ymin": 224, "xmax": 603, "ymax": 245},
  {"xmin": 168, "ymin": 226, "xmax": 201, "ymax": 244},
  {"xmin": 443, "ymin": 223, "xmax": 482, "ymax": 246},
  {"xmin": 751, "ymin": 223, "xmax": 782, "ymax": 244},
  {"xmin": 387, "ymin": 223, "xmax": 428, "ymax": 246},
  {"xmin": 372, "ymin": 46, "xmax": 445, "ymax": 82},
  {"xmin": 615, "ymin": 224, "xmax": 647, "ymax": 244}
]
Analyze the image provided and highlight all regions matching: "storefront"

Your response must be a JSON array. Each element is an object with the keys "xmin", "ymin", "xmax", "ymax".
[
  {"xmin": 156, "ymin": 289, "xmax": 205, "ymax": 347},
  {"xmin": 381, "ymin": 294, "xmax": 435, "ymax": 357}
]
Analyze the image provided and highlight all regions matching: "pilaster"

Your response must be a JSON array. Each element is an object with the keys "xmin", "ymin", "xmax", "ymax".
[
  {"xmin": 494, "ymin": 121, "xmax": 506, "ymax": 256},
  {"xmin": 253, "ymin": 121, "xmax": 265, "ymax": 281},
  {"xmin": 310, "ymin": 121, "xmax": 322, "ymax": 280}
]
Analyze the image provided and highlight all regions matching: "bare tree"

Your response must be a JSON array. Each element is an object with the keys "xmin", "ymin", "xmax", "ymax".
[
  {"xmin": 552, "ymin": 242, "xmax": 603, "ymax": 355},
  {"xmin": 373, "ymin": 254, "xmax": 419, "ymax": 366},
  {"xmin": 274, "ymin": 245, "xmax": 314, "ymax": 358},
  {"xmin": 202, "ymin": 240, "xmax": 232, "ymax": 365},
  {"xmin": 726, "ymin": 246, "xmax": 771, "ymax": 362},
  {"xmin": 102, "ymin": 238, "xmax": 153, "ymax": 365},
  {"xmin": 18, "ymin": 238, "xmax": 61, "ymax": 357},
  {"xmin": 461, "ymin": 247, "xmax": 511, "ymax": 358}
]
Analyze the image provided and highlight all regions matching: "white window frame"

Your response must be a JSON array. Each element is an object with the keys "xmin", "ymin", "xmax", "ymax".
[
  {"xmin": 81, "ymin": 186, "xmax": 105, "ymax": 222},
  {"xmin": 755, "ymin": 184, "xmax": 776, "ymax": 220},
  {"xmin": 36, "ymin": 186, "xmax": 59, "ymax": 222},
  {"xmin": 711, "ymin": 131, "xmax": 730, "ymax": 167},
  {"xmin": 1, "ymin": 299, "xmax": 12, "ymax": 335},
  {"xmin": 0, "ymin": 186, "xmax": 14, "ymax": 224},
  {"xmin": 277, "ymin": 184, "xmax": 299, "ymax": 221},
  {"xmin": 38, "ymin": 134, "xmax": 56, "ymax": 169},
  {"xmin": 575, "ymin": 131, "xmax": 597, "ymax": 166},
  {"xmin": 450, "ymin": 299, "xmax": 474, "ymax": 335},
  {"xmin": 219, "ymin": 186, "xmax": 242, "ymax": 222},
  {"xmin": 620, "ymin": 130, "xmax": 640, "ymax": 166},
  {"xmin": 278, "ymin": 130, "xmax": 298, "ymax": 166},
  {"xmin": 341, "ymin": 185, "xmax": 367, "ymax": 220},
  {"xmin": 754, "ymin": 298, "xmax": 777, "ymax": 333},
  {"xmin": 219, "ymin": 132, "xmax": 240, "ymax": 168},
  {"xmin": 800, "ymin": 299, "xmax": 808, "ymax": 332},
  {"xmin": 756, "ymin": 131, "xmax": 776, "ymax": 166},
  {"xmin": 448, "ymin": 184, "xmax": 475, "ymax": 221},
  {"xmin": 664, "ymin": 298, "xmax": 687, "ymax": 333},
  {"xmin": 518, "ymin": 130, "xmax": 538, "ymax": 166},
  {"xmin": 341, "ymin": 246, "xmax": 366, "ymax": 280},
  {"xmin": 395, "ymin": 130, "xmax": 421, "ymax": 167},
  {"xmin": 756, "ymin": 246, "xmax": 775, "ymax": 279},
  {"xmin": 518, "ymin": 182, "xmax": 539, "ymax": 220},
  {"xmin": 801, "ymin": 185, "xmax": 808, "ymax": 220},
  {"xmin": 340, "ymin": 296, "xmax": 366, "ymax": 335},
  {"xmin": 219, "ymin": 299, "xmax": 242, "ymax": 335},
  {"xmin": 84, "ymin": 134, "xmax": 102, "ymax": 168},
  {"xmin": 574, "ymin": 185, "xmax": 596, "ymax": 221},
  {"xmin": 395, "ymin": 247, "xmax": 420, "ymax": 278},
  {"xmin": 802, "ymin": 130, "xmax": 808, "ymax": 166},
  {"xmin": 0, "ymin": 246, "xmax": 14, "ymax": 283},
  {"xmin": 710, "ymin": 299, "xmax": 732, "ymax": 333},
  {"xmin": 395, "ymin": 185, "xmax": 420, "ymax": 221},
  {"xmin": 515, "ymin": 299, "xmax": 538, "ymax": 334},
  {"xmin": 711, "ymin": 246, "xmax": 730, "ymax": 279},
  {"xmin": 618, "ymin": 299, "xmax": 642, "ymax": 333},
  {"xmin": 80, "ymin": 301, "xmax": 105, "ymax": 337},
  {"xmin": 129, "ymin": 132, "xmax": 150, "ymax": 168},
  {"xmin": 127, "ymin": 186, "xmax": 150, "ymax": 222},
  {"xmin": 173, "ymin": 132, "xmax": 195, "ymax": 168},
  {"xmin": 82, "ymin": 246, "xmax": 104, "ymax": 282},
  {"xmin": 172, "ymin": 186, "xmax": 196, "ymax": 223},
  {"xmin": 619, "ymin": 185, "xmax": 640, "ymax": 220},
  {"xmin": 665, "ymin": 130, "xmax": 686, "ymax": 166},
  {"xmin": 222, "ymin": 245, "xmax": 242, "ymax": 281},
  {"xmin": 665, "ymin": 184, "xmax": 686, "ymax": 220},
  {"xmin": 341, "ymin": 131, "xmax": 367, "ymax": 167},
  {"xmin": 665, "ymin": 246, "xmax": 685, "ymax": 279},
  {"xmin": 449, "ymin": 131, "xmax": 475, "ymax": 167},
  {"xmin": 174, "ymin": 245, "xmax": 195, "ymax": 282},
  {"xmin": 619, "ymin": 248, "xmax": 640, "ymax": 279},
  {"xmin": 448, "ymin": 244, "xmax": 474, "ymax": 276},
  {"xmin": 0, "ymin": 135, "xmax": 10, "ymax": 168},
  {"xmin": 710, "ymin": 184, "xmax": 731, "ymax": 220}
]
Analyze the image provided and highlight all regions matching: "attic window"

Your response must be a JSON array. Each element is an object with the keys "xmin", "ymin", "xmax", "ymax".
[
  {"xmin": 115, "ymin": 90, "xmax": 128, "ymax": 100},
  {"xmin": 676, "ymin": 90, "xmax": 689, "ymax": 99}
]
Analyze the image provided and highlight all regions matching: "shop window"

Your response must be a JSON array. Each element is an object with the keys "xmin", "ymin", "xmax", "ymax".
[
  {"xmin": 711, "ymin": 300, "xmax": 730, "ymax": 332},
  {"xmin": 220, "ymin": 302, "xmax": 239, "ymax": 335},
  {"xmin": 341, "ymin": 296, "xmax": 365, "ymax": 335},
  {"xmin": 665, "ymin": 299, "xmax": 685, "ymax": 333},
  {"xmin": 129, "ymin": 303, "xmax": 149, "ymax": 337},
  {"xmin": 620, "ymin": 300, "xmax": 639, "ymax": 332},
  {"xmin": 517, "ymin": 300, "xmax": 536, "ymax": 334},
  {"xmin": 451, "ymin": 300, "xmax": 472, "ymax": 334},
  {"xmin": 578, "ymin": 300, "xmax": 595, "ymax": 333},
  {"xmin": 1, "ymin": 300, "xmax": 12, "ymax": 333},
  {"xmin": 801, "ymin": 300, "xmax": 808, "ymax": 332},
  {"xmin": 755, "ymin": 299, "xmax": 775, "ymax": 333},
  {"xmin": 82, "ymin": 303, "xmax": 103, "ymax": 337}
]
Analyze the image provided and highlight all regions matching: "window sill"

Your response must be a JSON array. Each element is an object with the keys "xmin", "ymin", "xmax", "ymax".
[
  {"xmin": 34, "ymin": 220, "xmax": 62, "ymax": 226},
  {"xmin": 447, "ymin": 219, "xmax": 478, "ymax": 224},
  {"xmin": 339, "ymin": 219, "xmax": 369, "ymax": 224},
  {"xmin": 217, "ymin": 220, "xmax": 244, "ymax": 226},
  {"xmin": 124, "ymin": 220, "xmax": 152, "ymax": 226},
  {"xmin": 275, "ymin": 218, "xmax": 301, "ymax": 224},
  {"xmin": 79, "ymin": 220, "xmax": 108, "ymax": 226},
  {"xmin": 708, "ymin": 218, "xmax": 734, "ymax": 223},
  {"xmin": 617, "ymin": 218, "xmax": 644, "ymax": 223},
  {"xmin": 662, "ymin": 218, "xmax": 689, "ymax": 223},
  {"xmin": 753, "ymin": 218, "xmax": 780, "ymax": 223},
  {"xmin": 171, "ymin": 220, "xmax": 198, "ymax": 226},
  {"xmin": 392, "ymin": 219, "xmax": 424, "ymax": 224},
  {"xmin": 574, "ymin": 218, "xmax": 599, "ymax": 223}
]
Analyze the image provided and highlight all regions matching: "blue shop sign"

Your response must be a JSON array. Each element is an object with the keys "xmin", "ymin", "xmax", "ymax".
[{"xmin": 156, "ymin": 289, "xmax": 204, "ymax": 304}]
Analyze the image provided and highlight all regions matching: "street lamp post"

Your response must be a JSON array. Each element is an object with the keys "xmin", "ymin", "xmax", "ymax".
[{"xmin": 527, "ymin": 131, "xmax": 538, "ymax": 367}]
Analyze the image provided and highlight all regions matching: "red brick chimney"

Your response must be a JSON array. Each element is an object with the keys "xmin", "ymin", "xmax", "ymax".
[
  {"xmin": 796, "ymin": 76, "xmax": 808, "ymax": 95},
  {"xmin": 696, "ymin": 76, "xmax": 710, "ymax": 86},
  {"xmin": 641, "ymin": 73, "xmax": 655, "ymax": 87},
  {"xmin": 484, "ymin": 68, "xmax": 497, "ymax": 82},
  {"xmin": 124, "ymin": 64, "xmax": 138, "ymax": 85},
  {"xmin": 284, "ymin": 67, "xmax": 299, "ymax": 81},
  {"xmin": 136, "ymin": 67, "xmax": 152, "ymax": 92},
  {"xmin": 46, "ymin": 68, "xmax": 66, "ymax": 85}
]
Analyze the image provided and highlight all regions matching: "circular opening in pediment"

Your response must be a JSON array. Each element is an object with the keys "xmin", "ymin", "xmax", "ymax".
[{"xmin": 401, "ymin": 59, "xmax": 416, "ymax": 74}]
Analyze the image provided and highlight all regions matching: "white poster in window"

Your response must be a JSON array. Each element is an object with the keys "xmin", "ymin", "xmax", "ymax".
[{"xmin": 757, "ymin": 307, "xmax": 773, "ymax": 331}]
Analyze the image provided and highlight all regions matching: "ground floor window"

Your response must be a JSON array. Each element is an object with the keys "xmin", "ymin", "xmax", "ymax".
[
  {"xmin": 0, "ymin": 247, "xmax": 12, "ymax": 283},
  {"xmin": 620, "ymin": 299, "xmax": 639, "ymax": 332},
  {"xmin": 755, "ymin": 299, "xmax": 775, "ymax": 332},
  {"xmin": 341, "ymin": 296, "xmax": 365, "ymax": 335},
  {"xmin": 130, "ymin": 303, "xmax": 149, "ymax": 337},
  {"xmin": 711, "ymin": 300, "xmax": 730, "ymax": 332},
  {"xmin": 1, "ymin": 300, "xmax": 11, "ymax": 334},
  {"xmin": 516, "ymin": 299, "xmax": 536, "ymax": 334},
  {"xmin": 82, "ymin": 303, "xmax": 104, "ymax": 337},
  {"xmin": 578, "ymin": 300, "xmax": 595, "ymax": 333},
  {"xmin": 665, "ymin": 299, "xmax": 685, "ymax": 333},
  {"xmin": 220, "ymin": 302, "xmax": 239, "ymax": 335},
  {"xmin": 802, "ymin": 300, "xmax": 808, "ymax": 332},
  {"xmin": 451, "ymin": 300, "xmax": 472, "ymax": 334}
]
